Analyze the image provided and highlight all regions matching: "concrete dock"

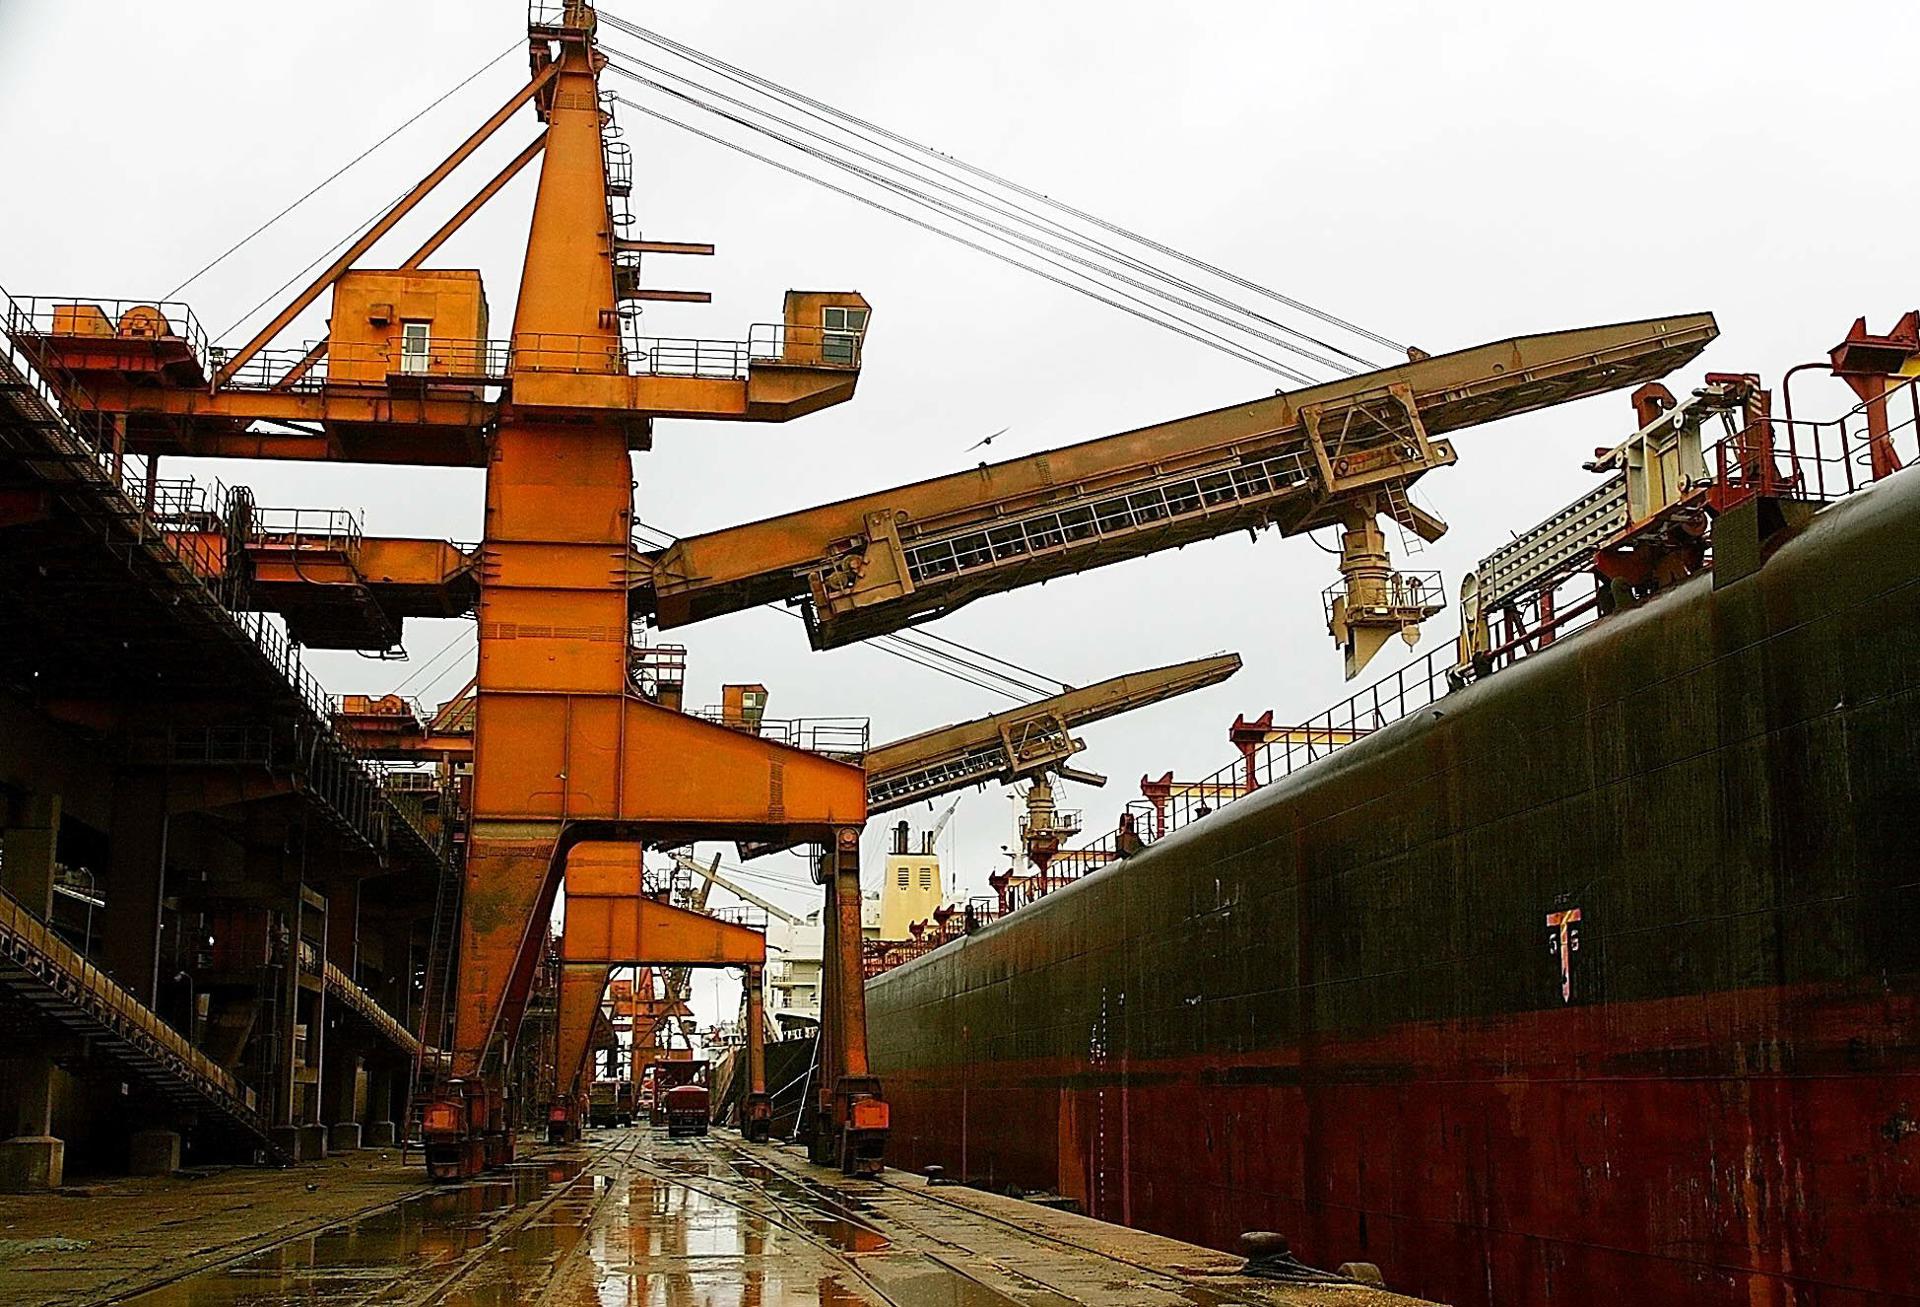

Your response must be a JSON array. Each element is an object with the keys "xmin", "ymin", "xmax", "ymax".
[{"xmin": 0, "ymin": 1130, "xmax": 1436, "ymax": 1305}]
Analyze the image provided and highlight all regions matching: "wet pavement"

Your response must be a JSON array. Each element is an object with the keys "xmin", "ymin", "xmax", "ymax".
[{"xmin": 101, "ymin": 1131, "xmax": 1427, "ymax": 1306}]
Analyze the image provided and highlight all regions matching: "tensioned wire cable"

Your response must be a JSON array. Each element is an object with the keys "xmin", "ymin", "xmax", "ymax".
[
  {"xmin": 602, "ymin": 37, "xmax": 1383, "ymax": 370},
  {"xmin": 600, "ymin": 49, "xmax": 1365, "ymax": 377},
  {"xmin": 610, "ymin": 94, "xmax": 1307, "ymax": 382},
  {"xmin": 601, "ymin": 64, "xmax": 1320, "ymax": 380},
  {"xmin": 597, "ymin": 11, "xmax": 1405, "ymax": 356},
  {"xmin": 164, "ymin": 40, "xmax": 523, "ymax": 301}
]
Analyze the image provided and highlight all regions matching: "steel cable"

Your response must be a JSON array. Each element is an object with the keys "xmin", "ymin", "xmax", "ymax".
[
  {"xmin": 601, "ymin": 49, "xmax": 1365, "ymax": 376},
  {"xmin": 163, "ymin": 40, "xmax": 522, "ymax": 301},
  {"xmin": 597, "ymin": 12, "xmax": 1406, "ymax": 355},
  {"xmin": 610, "ymin": 95, "xmax": 1303, "ymax": 380}
]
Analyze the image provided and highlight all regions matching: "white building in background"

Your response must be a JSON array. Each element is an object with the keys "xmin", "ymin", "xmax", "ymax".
[{"xmin": 762, "ymin": 891, "xmax": 881, "ymax": 1037}]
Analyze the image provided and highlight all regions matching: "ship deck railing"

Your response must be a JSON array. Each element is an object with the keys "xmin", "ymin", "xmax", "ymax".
[{"xmin": 1020, "ymin": 369, "xmax": 1920, "ymax": 920}]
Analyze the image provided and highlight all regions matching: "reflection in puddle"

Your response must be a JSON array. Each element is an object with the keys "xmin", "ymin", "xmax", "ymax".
[
  {"xmin": 107, "ymin": 1134, "xmax": 1151, "ymax": 1306},
  {"xmin": 120, "ymin": 1159, "xmax": 586, "ymax": 1307}
]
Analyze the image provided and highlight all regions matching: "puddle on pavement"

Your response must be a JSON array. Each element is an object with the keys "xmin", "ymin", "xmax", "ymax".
[
  {"xmin": 105, "ymin": 1136, "xmax": 1227, "ymax": 1306},
  {"xmin": 119, "ymin": 1159, "xmax": 585, "ymax": 1307}
]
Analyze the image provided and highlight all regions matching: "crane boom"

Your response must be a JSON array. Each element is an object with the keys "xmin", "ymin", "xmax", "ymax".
[
  {"xmin": 862, "ymin": 652, "xmax": 1242, "ymax": 812},
  {"xmin": 635, "ymin": 314, "xmax": 1716, "ymax": 674},
  {"xmin": 671, "ymin": 852, "xmax": 808, "ymax": 925},
  {"xmin": 925, "ymin": 795, "xmax": 963, "ymax": 847}
]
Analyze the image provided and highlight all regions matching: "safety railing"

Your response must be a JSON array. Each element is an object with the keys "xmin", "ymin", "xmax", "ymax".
[
  {"xmin": 1024, "ymin": 644, "xmax": 1463, "ymax": 911},
  {"xmin": 382, "ymin": 767, "xmax": 443, "ymax": 792},
  {"xmin": 512, "ymin": 332, "xmax": 624, "ymax": 375},
  {"xmin": 527, "ymin": 1, "xmax": 592, "ymax": 35},
  {"xmin": 2, "ymin": 294, "xmax": 213, "ymax": 378},
  {"xmin": 691, "ymin": 710, "xmax": 871, "ymax": 761},
  {"xmin": 0, "ymin": 887, "xmax": 281, "ymax": 1156},
  {"xmin": 863, "ymin": 897, "xmax": 1003, "ymax": 978},
  {"xmin": 214, "ymin": 338, "xmax": 512, "ymax": 392},
  {"xmin": 1320, "ymin": 569, "xmax": 1445, "ymax": 623},
  {"xmin": 1019, "ymin": 809, "xmax": 1083, "ymax": 840},
  {"xmin": 246, "ymin": 505, "xmax": 363, "ymax": 552},
  {"xmin": 711, "ymin": 905, "xmax": 769, "ymax": 933},
  {"xmin": 323, "ymin": 961, "xmax": 421, "ymax": 1057},
  {"xmin": 747, "ymin": 322, "xmax": 865, "ymax": 370},
  {"xmin": 1710, "ymin": 369, "xmax": 1920, "ymax": 506},
  {"xmin": 623, "ymin": 335, "xmax": 752, "ymax": 379}
]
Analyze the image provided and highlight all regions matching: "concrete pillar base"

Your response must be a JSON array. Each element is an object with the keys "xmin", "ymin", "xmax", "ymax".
[
  {"xmin": 128, "ymin": 1128, "xmax": 181, "ymax": 1176},
  {"xmin": 328, "ymin": 1122, "xmax": 362, "ymax": 1153},
  {"xmin": 270, "ymin": 1125, "xmax": 300, "ymax": 1161},
  {"xmin": 0, "ymin": 1136, "xmax": 64, "ymax": 1192},
  {"xmin": 296, "ymin": 1124, "xmax": 329, "ymax": 1161},
  {"xmin": 365, "ymin": 1120, "xmax": 398, "ymax": 1148}
]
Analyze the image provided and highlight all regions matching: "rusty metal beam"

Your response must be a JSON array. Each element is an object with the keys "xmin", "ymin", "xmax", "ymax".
[
  {"xmin": 636, "ymin": 315, "xmax": 1719, "ymax": 638},
  {"xmin": 560, "ymin": 843, "xmax": 766, "ymax": 967},
  {"xmin": 275, "ymin": 132, "xmax": 551, "ymax": 390},
  {"xmin": 552, "ymin": 962, "xmax": 611, "ymax": 1100},
  {"xmin": 215, "ymin": 63, "xmax": 560, "ymax": 386}
]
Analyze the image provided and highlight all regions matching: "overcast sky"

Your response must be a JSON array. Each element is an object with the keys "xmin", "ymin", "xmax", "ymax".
[{"xmin": 3, "ymin": 1, "xmax": 1912, "ymax": 1031}]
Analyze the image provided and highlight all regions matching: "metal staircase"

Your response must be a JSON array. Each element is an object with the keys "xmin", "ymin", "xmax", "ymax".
[{"xmin": 0, "ymin": 889, "xmax": 287, "ymax": 1161}]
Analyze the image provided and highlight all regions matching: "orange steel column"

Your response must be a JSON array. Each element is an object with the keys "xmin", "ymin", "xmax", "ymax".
[
  {"xmin": 809, "ymin": 843, "xmax": 842, "ymax": 1164},
  {"xmin": 825, "ymin": 827, "xmax": 887, "ymax": 1174},
  {"xmin": 451, "ymin": 26, "xmax": 627, "ymax": 1088},
  {"xmin": 553, "ymin": 961, "xmax": 614, "ymax": 1114},
  {"xmin": 743, "ymin": 962, "xmax": 770, "ymax": 1142}
]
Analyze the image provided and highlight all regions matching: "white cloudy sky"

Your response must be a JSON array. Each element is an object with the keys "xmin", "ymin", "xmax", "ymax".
[{"xmin": 3, "ymin": 1, "xmax": 1911, "ymax": 1031}]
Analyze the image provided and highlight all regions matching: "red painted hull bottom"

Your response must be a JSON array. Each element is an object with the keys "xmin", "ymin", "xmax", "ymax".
[{"xmin": 878, "ymin": 981, "xmax": 1920, "ymax": 1307}]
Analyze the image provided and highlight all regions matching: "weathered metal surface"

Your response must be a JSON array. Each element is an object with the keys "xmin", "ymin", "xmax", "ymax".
[
  {"xmin": 638, "ymin": 314, "xmax": 1717, "ymax": 642},
  {"xmin": 868, "ymin": 465, "xmax": 1920, "ymax": 1306}
]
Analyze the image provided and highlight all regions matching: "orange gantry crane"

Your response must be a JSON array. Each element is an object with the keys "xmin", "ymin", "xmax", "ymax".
[
  {"xmin": 15, "ymin": 3, "xmax": 1727, "ymax": 1183},
  {"xmin": 540, "ymin": 653, "xmax": 1245, "ymax": 1141},
  {"xmin": 15, "ymin": 4, "xmax": 885, "ymax": 1176}
]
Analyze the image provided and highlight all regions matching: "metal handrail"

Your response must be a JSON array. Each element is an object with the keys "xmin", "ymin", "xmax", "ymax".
[
  {"xmin": 746, "ymin": 322, "xmax": 864, "ymax": 370},
  {"xmin": 1032, "ymin": 374, "xmax": 1920, "ymax": 915},
  {"xmin": 691, "ymin": 710, "xmax": 871, "ymax": 759},
  {"xmin": 248, "ymin": 505, "xmax": 364, "ymax": 551},
  {"xmin": 215, "ymin": 338, "xmax": 512, "ymax": 392},
  {"xmin": 3, "ymin": 293, "xmax": 213, "ymax": 378}
]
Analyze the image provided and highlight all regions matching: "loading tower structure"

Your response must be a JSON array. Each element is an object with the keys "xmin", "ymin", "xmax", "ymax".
[{"xmin": 10, "ymin": 3, "xmax": 883, "ymax": 1175}]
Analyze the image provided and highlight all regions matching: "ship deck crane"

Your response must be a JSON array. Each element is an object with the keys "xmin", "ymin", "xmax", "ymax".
[
  {"xmin": 671, "ymin": 852, "xmax": 808, "ymax": 926},
  {"xmin": 635, "ymin": 315, "xmax": 1717, "ymax": 677}
]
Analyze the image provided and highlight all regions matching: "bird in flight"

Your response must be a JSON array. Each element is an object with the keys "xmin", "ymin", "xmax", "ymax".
[{"xmin": 965, "ymin": 426, "xmax": 1009, "ymax": 452}]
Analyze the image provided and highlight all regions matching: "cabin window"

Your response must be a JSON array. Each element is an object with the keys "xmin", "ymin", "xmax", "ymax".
[
  {"xmin": 400, "ymin": 320, "xmax": 431, "ymax": 374},
  {"xmin": 821, "ymin": 305, "xmax": 867, "ymax": 364}
]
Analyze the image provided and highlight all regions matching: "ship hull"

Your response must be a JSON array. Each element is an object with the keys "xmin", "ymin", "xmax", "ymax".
[{"xmin": 867, "ymin": 470, "xmax": 1920, "ymax": 1306}]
